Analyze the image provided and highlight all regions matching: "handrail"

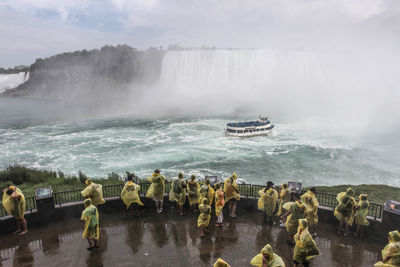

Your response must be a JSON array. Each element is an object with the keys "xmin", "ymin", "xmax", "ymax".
[
  {"xmin": 0, "ymin": 196, "xmax": 36, "ymax": 217},
  {"xmin": 0, "ymin": 182, "xmax": 384, "ymax": 220}
]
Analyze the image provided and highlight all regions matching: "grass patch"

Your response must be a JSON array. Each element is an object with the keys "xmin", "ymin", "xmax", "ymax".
[{"xmin": 0, "ymin": 165, "xmax": 123, "ymax": 199}]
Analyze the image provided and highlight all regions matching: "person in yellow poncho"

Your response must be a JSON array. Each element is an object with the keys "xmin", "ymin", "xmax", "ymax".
[
  {"xmin": 258, "ymin": 181, "xmax": 278, "ymax": 225},
  {"xmin": 81, "ymin": 198, "xmax": 99, "ymax": 250},
  {"xmin": 214, "ymin": 183, "xmax": 225, "ymax": 227},
  {"xmin": 334, "ymin": 187, "xmax": 356, "ymax": 235},
  {"xmin": 187, "ymin": 175, "xmax": 200, "ymax": 212},
  {"xmin": 277, "ymin": 183, "xmax": 291, "ymax": 217},
  {"xmin": 121, "ymin": 174, "xmax": 143, "ymax": 215},
  {"xmin": 197, "ymin": 198, "xmax": 211, "ymax": 237},
  {"xmin": 280, "ymin": 193, "xmax": 306, "ymax": 246},
  {"xmin": 293, "ymin": 219, "xmax": 320, "ymax": 267},
  {"xmin": 224, "ymin": 172, "xmax": 240, "ymax": 218},
  {"xmin": 301, "ymin": 187, "xmax": 319, "ymax": 237},
  {"xmin": 169, "ymin": 173, "xmax": 187, "ymax": 215},
  {"xmin": 81, "ymin": 178, "xmax": 105, "ymax": 206},
  {"xmin": 374, "ymin": 230, "xmax": 400, "ymax": 267},
  {"xmin": 2, "ymin": 186, "xmax": 28, "ymax": 235},
  {"xmin": 214, "ymin": 258, "xmax": 231, "ymax": 267},
  {"xmin": 354, "ymin": 194, "xmax": 370, "ymax": 237},
  {"xmin": 199, "ymin": 184, "xmax": 209, "ymax": 205},
  {"xmin": 250, "ymin": 244, "xmax": 286, "ymax": 267},
  {"xmin": 205, "ymin": 178, "xmax": 215, "ymax": 206},
  {"xmin": 146, "ymin": 169, "xmax": 169, "ymax": 214}
]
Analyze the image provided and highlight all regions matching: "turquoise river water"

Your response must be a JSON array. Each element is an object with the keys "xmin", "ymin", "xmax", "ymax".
[{"xmin": 0, "ymin": 98, "xmax": 399, "ymax": 187}]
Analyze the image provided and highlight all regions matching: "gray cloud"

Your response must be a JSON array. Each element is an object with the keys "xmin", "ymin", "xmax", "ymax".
[{"xmin": 1, "ymin": 0, "xmax": 399, "ymax": 67}]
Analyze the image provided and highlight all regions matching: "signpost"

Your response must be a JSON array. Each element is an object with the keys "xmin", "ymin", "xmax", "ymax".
[
  {"xmin": 288, "ymin": 181, "xmax": 302, "ymax": 194},
  {"xmin": 35, "ymin": 186, "xmax": 54, "ymax": 213}
]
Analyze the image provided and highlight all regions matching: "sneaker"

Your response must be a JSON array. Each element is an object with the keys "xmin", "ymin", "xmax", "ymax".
[
  {"xmin": 157, "ymin": 209, "xmax": 161, "ymax": 214},
  {"xmin": 231, "ymin": 214, "xmax": 236, "ymax": 218},
  {"xmin": 160, "ymin": 208, "xmax": 163, "ymax": 213}
]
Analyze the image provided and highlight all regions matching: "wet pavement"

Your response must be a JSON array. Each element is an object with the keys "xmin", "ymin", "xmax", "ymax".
[{"xmin": 0, "ymin": 207, "xmax": 385, "ymax": 267}]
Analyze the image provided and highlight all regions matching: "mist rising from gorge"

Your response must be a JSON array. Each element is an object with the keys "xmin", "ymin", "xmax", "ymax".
[{"xmin": 1, "ymin": 44, "xmax": 399, "ymax": 140}]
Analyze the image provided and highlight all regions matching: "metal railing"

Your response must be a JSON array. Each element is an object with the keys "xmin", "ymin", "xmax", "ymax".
[
  {"xmin": 304, "ymin": 191, "xmax": 383, "ymax": 220},
  {"xmin": 0, "ymin": 182, "xmax": 385, "ymax": 220},
  {"xmin": 26, "ymin": 197, "xmax": 36, "ymax": 212},
  {"xmin": 103, "ymin": 184, "xmax": 124, "ymax": 198},
  {"xmin": 54, "ymin": 189, "xmax": 83, "ymax": 205},
  {"xmin": 0, "ymin": 196, "xmax": 36, "ymax": 217},
  {"xmin": 0, "ymin": 203, "xmax": 7, "ymax": 217}
]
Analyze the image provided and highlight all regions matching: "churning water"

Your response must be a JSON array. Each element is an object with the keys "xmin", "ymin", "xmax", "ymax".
[{"xmin": 0, "ymin": 98, "xmax": 398, "ymax": 187}]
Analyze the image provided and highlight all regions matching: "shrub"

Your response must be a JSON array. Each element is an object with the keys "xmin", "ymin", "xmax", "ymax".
[
  {"xmin": 108, "ymin": 172, "xmax": 121, "ymax": 181},
  {"xmin": 58, "ymin": 170, "xmax": 65, "ymax": 179},
  {"xmin": 78, "ymin": 170, "xmax": 88, "ymax": 184}
]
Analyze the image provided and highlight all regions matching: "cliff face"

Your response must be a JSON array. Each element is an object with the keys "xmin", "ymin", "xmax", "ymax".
[{"xmin": 1, "ymin": 45, "xmax": 164, "ymax": 101}]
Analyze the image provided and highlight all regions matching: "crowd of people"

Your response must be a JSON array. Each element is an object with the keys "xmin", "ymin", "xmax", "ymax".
[{"xmin": 2, "ymin": 170, "xmax": 399, "ymax": 266}]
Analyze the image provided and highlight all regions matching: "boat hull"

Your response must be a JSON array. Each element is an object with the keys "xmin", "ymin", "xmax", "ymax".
[
  {"xmin": 225, "ymin": 129, "xmax": 273, "ymax": 137},
  {"xmin": 225, "ymin": 124, "xmax": 274, "ymax": 137}
]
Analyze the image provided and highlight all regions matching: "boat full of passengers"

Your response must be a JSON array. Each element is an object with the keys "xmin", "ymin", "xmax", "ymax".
[{"xmin": 225, "ymin": 116, "xmax": 274, "ymax": 137}]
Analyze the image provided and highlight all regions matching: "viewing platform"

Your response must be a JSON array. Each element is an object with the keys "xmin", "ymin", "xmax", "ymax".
[
  {"xmin": 0, "ymin": 204, "xmax": 386, "ymax": 266},
  {"xmin": 0, "ymin": 182, "xmax": 399, "ymax": 266}
]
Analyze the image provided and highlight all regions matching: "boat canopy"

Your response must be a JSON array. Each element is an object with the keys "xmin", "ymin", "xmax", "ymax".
[{"xmin": 226, "ymin": 120, "xmax": 270, "ymax": 128}]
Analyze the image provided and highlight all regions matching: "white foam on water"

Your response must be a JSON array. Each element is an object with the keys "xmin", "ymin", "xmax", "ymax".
[{"xmin": 0, "ymin": 114, "xmax": 399, "ymax": 187}]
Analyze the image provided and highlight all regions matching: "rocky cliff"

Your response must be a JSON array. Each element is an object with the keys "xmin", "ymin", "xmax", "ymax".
[{"xmin": 1, "ymin": 45, "xmax": 164, "ymax": 102}]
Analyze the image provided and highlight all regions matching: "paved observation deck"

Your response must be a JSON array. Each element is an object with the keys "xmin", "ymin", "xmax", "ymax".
[{"xmin": 0, "ymin": 205, "xmax": 386, "ymax": 267}]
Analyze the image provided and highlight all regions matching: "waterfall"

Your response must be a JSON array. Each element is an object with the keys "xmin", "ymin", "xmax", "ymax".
[
  {"xmin": 0, "ymin": 71, "xmax": 29, "ymax": 93},
  {"xmin": 158, "ymin": 49, "xmax": 353, "ymax": 114}
]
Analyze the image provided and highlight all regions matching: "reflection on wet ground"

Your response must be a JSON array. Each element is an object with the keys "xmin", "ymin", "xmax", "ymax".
[{"xmin": 0, "ymin": 208, "xmax": 385, "ymax": 267}]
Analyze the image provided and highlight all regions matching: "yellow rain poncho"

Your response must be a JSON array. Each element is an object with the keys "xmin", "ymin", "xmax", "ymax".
[
  {"xmin": 214, "ymin": 258, "xmax": 231, "ymax": 267},
  {"xmin": 169, "ymin": 177, "xmax": 186, "ymax": 206},
  {"xmin": 355, "ymin": 194, "xmax": 370, "ymax": 226},
  {"xmin": 258, "ymin": 188, "xmax": 278, "ymax": 216},
  {"xmin": 146, "ymin": 173, "xmax": 166, "ymax": 200},
  {"xmin": 301, "ymin": 190, "xmax": 319, "ymax": 226},
  {"xmin": 197, "ymin": 198, "xmax": 211, "ymax": 227},
  {"xmin": 293, "ymin": 219, "xmax": 320, "ymax": 263},
  {"xmin": 205, "ymin": 179, "xmax": 215, "ymax": 205},
  {"xmin": 198, "ymin": 184, "xmax": 209, "ymax": 203},
  {"xmin": 81, "ymin": 179, "xmax": 105, "ymax": 206},
  {"xmin": 81, "ymin": 199, "xmax": 99, "ymax": 240},
  {"xmin": 187, "ymin": 178, "xmax": 200, "ymax": 206},
  {"xmin": 250, "ymin": 244, "xmax": 286, "ymax": 267},
  {"xmin": 224, "ymin": 173, "xmax": 240, "ymax": 202},
  {"xmin": 334, "ymin": 188, "xmax": 356, "ymax": 225},
  {"xmin": 374, "ymin": 231, "xmax": 400, "ymax": 267},
  {"xmin": 277, "ymin": 183, "xmax": 291, "ymax": 216},
  {"xmin": 2, "ymin": 186, "xmax": 26, "ymax": 219},
  {"xmin": 215, "ymin": 186, "xmax": 225, "ymax": 216},
  {"xmin": 283, "ymin": 201, "xmax": 306, "ymax": 235},
  {"xmin": 121, "ymin": 181, "xmax": 143, "ymax": 209},
  {"xmin": 169, "ymin": 178, "xmax": 178, "ymax": 202}
]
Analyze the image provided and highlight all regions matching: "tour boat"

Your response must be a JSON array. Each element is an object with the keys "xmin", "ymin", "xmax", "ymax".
[{"xmin": 225, "ymin": 116, "xmax": 274, "ymax": 137}]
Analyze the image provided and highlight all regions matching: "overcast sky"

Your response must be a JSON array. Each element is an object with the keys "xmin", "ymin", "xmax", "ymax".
[{"xmin": 1, "ymin": 0, "xmax": 399, "ymax": 67}]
